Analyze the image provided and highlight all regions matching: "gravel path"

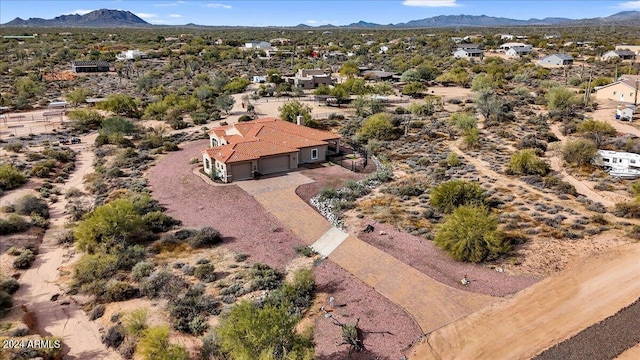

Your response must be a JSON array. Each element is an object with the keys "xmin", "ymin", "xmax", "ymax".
[
  {"xmin": 534, "ymin": 298, "xmax": 640, "ymax": 360},
  {"xmin": 146, "ymin": 139, "xmax": 304, "ymax": 269}
]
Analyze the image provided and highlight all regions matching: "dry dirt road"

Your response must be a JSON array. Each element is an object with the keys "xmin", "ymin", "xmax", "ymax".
[
  {"xmin": 11, "ymin": 134, "xmax": 122, "ymax": 360},
  {"xmin": 406, "ymin": 242, "xmax": 640, "ymax": 360}
]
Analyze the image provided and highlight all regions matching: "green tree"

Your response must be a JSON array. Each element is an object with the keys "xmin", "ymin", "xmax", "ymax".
[
  {"xmin": 330, "ymin": 84, "xmax": 350, "ymax": 105},
  {"xmin": 98, "ymin": 94, "xmax": 139, "ymax": 117},
  {"xmin": 0, "ymin": 164, "xmax": 26, "ymax": 191},
  {"xmin": 67, "ymin": 109, "xmax": 105, "ymax": 132},
  {"xmin": 65, "ymin": 87, "xmax": 91, "ymax": 107},
  {"xmin": 562, "ymin": 138, "xmax": 597, "ymax": 166},
  {"xmin": 370, "ymin": 81, "xmax": 394, "ymax": 95},
  {"xmin": 506, "ymin": 149, "xmax": 550, "ymax": 176},
  {"xmin": 545, "ymin": 87, "xmax": 580, "ymax": 114},
  {"xmin": 313, "ymin": 84, "xmax": 331, "ymax": 96},
  {"xmin": 435, "ymin": 205, "xmax": 509, "ymax": 262},
  {"xmin": 137, "ymin": 326, "xmax": 189, "ymax": 360},
  {"xmin": 223, "ymin": 78, "xmax": 251, "ymax": 93},
  {"xmin": 576, "ymin": 119, "xmax": 616, "ymax": 148},
  {"xmin": 216, "ymin": 301, "xmax": 313, "ymax": 360},
  {"xmin": 471, "ymin": 73, "xmax": 501, "ymax": 92},
  {"xmin": 409, "ymin": 100, "xmax": 434, "ymax": 117},
  {"xmin": 356, "ymin": 113, "xmax": 397, "ymax": 142},
  {"xmin": 216, "ymin": 94, "xmax": 235, "ymax": 114},
  {"xmin": 429, "ymin": 180, "xmax": 486, "ymax": 213},
  {"xmin": 475, "ymin": 90, "xmax": 504, "ymax": 122},
  {"xmin": 401, "ymin": 82, "xmax": 425, "ymax": 97},
  {"xmin": 278, "ymin": 100, "xmax": 312, "ymax": 125},
  {"xmin": 74, "ymin": 198, "xmax": 147, "ymax": 253},
  {"xmin": 339, "ymin": 61, "xmax": 359, "ymax": 78},
  {"xmin": 14, "ymin": 77, "xmax": 43, "ymax": 99}
]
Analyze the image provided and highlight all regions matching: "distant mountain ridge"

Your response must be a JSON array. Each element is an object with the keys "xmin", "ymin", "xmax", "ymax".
[
  {"xmin": 3, "ymin": 9, "xmax": 148, "ymax": 28},
  {"xmin": 2, "ymin": 9, "xmax": 639, "ymax": 28}
]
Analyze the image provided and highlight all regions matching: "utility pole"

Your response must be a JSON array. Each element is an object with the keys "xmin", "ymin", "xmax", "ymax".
[
  {"xmin": 584, "ymin": 67, "xmax": 593, "ymax": 107},
  {"xmin": 635, "ymin": 79, "xmax": 639, "ymax": 106}
]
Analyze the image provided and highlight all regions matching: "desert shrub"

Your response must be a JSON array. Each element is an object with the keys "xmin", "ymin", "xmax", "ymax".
[
  {"xmin": 463, "ymin": 128, "xmax": 480, "ymax": 149},
  {"xmin": 194, "ymin": 263, "xmax": 216, "ymax": 283},
  {"xmin": 430, "ymin": 180, "xmax": 486, "ymax": 213},
  {"xmin": 516, "ymin": 134, "xmax": 548, "ymax": 154},
  {"xmin": 446, "ymin": 152, "xmax": 461, "ymax": 167},
  {"xmin": 119, "ymin": 337, "xmax": 137, "ymax": 359},
  {"xmin": 90, "ymin": 304, "xmax": 106, "ymax": 320},
  {"xmin": 100, "ymin": 280, "xmax": 139, "ymax": 303},
  {"xmin": 189, "ymin": 227, "xmax": 222, "ymax": 248},
  {"xmin": 73, "ymin": 254, "xmax": 118, "ymax": 293},
  {"xmin": 631, "ymin": 181, "xmax": 640, "ymax": 197},
  {"xmin": 506, "ymin": 149, "xmax": 550, "ymax": 176},
  {"xmin": 294, "ymin": 246, "xmax": 317, "ymax": 257},
  {"xmin": 435, "ymin": 205, "xmax": 509, "ymax": 262},
  {"xmin": 143, "ymin": 211, "xmax": 181, "ymax": 233},
  {"xmin": 216, "ymin": 301, "xmax": 313, "ymax": 359},
  {"xmin": 543, "ymin": 175, "xmax": 578, "ymax": 196},
  {"xmin": 0, "ymin": 278, "xmax": 20, "ymax": 294},
  {"xmin": 266, "ymin": 269, "xmax": 315, "ymax": 316},
  {"xmin": 356, "ymin": 113, "xmax": 399, "ymax": 142},
  {"xmin": 613, "ymin": 201, "xmax": 640, "ymax": 219},
  {"xmin": 102, "ymin": 324, "xmax": 126, "ymax": 349},
  {"xmin": 162, "ymin": 142, "xmax": 179, "ymax": 152},
  {"xmin": 318, "ymin": 186, "xmax": 339, "ymax": 200},
  {"xmin": 13, "ymin": 249, "xmax": 35, "ymax": 269},
  {"xmin": 30, "ymin": 213, "xmax": 49, "ymax": 229},
  {"xmin": 132, "ymin": 261, "xmax": 154, "ymax": 281},
  {"xmin": 250, "ymin": 263, "xmax": 283, "ymax": 291},
  {"xmin": 169, "ymin": 284, "xmax": 219, "ymax": 335},
  {"xmin": 235, "ymin": 253, "xmax": 248, "ymax": 262},
  {"xmin": 140, "ymin": 269, "xmax": 188, "ymax": 299},
  {"xmin": 30, "ymin": 159, "xmax": 57, "ymax": 178},
  {"xmin": 0, "ymin": 163, "xmax": 26, "ymax": 190},
  {"xmin": 0, "ymin": 214, "xmax": 30, "ymax": 235},
  {"xmin": 0, "ymin": 291, "xmax": 13, "ymax": 314},
  {"xmin": 136, "ymin": 326, "xmax": 189, "ymax": 360},
  {"xmin": 14, "ymin": 195, "xmax": 49, "ymax": 218},
  {"xmin": 3, "ymin": 142, "xmax": 23, "ymax": 152},
  {"xmin": 562, "ymin": 139, "xmax": 597, "ymax": 166},
  {"xmin": 124, "ymin": 308, "xmax": 148, "ymax": 337},
  {"xmin": 576, "ymin": 119, "xmax": 616, "ymax": 147}
]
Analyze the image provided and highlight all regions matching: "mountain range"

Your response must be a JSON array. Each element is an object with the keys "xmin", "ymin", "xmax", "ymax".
[{"xmin": 2, "ymin": 9, "xmax": 640, "ymax": 28}]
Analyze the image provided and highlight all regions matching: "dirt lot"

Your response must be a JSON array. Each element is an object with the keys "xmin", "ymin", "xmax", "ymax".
[{"xmin": 406, "ymin": 242, "xmax": 640, "ymax": 359}]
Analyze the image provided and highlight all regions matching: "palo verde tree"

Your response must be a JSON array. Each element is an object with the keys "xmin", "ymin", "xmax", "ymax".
[
  {"xmin": 576, "ymin": 119, "xmax": 616, "ymax": 148},
  {"xmin": 279, "ymin": 100, "xmax": 312, "ymax": 125}
]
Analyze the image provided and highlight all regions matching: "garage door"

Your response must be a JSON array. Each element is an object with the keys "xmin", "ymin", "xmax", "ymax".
[
  {"xmin": 260, "ymin": 155, "xmax": 291, "ymax": 175},
  {"xmin": 230, "ymin": 162, "xmax": 252, "ymax": 181}
]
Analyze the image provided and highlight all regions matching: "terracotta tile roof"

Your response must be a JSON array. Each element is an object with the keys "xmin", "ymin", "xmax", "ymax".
[{"xmin": 206, "ymin": 118, "xmax": 340, "ymax": 164}]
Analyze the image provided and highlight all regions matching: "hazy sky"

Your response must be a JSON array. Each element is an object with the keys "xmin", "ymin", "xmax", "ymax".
[{"xmin": 1, "ymin": 0, "xmax": 639, "ymax": 26}]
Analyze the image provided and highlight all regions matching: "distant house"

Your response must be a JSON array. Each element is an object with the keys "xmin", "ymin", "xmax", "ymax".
[
  {"xmin": 456, "ymin": 43, "xmax": 480, "ymax": 50},
  {"xmin": 116, "ymin": 49, "xmax": 148, "ymax": 61},
  {"xmin": 500, "ymin": 34, "xmax": 515, "ymax": 40},
  {"xmin": 71, "ymin": 60, "xmax": 110, "ymax": 73},
  {"xmin": 538, "ymin": 54, "xmax": 573, "ymax": 67},
  {"xmin": 615, "ymin": 45, "xmax": 640, "ymax": 56},
  {"xmin": 453, "ymin": 48, "xmax": 484, "ymax": 60},
  {"xmin": 506, "ymin": 46, "xmax": 533, "ymax": 57},
  {"xmin": 499, "ymin": 42, "xmax": 531, "ymax": 51},
  {"xmin": 285, "ymin": 69, "xmax": 334, "ymax": 89},
  {"xmin": 252, "ymin": 76, "xmax": 266, "ymax": 83},
  {"xmin": 602, "ymin": 50, "xmax": 636, "ymax": 61},
  {"xmin": 203, "ymin": 118, "xmax": 341, "ymax": 182},
  {"xmin": 245, "ymin": 41, "xmax": 271, "ymax": 49},
  {"xmin": 594, "ymin": 75, "xmax": 640, "ymax": 105},
  {"xmin": 362, "ymin": 70, "xmax": 399, "ymax": 82}
]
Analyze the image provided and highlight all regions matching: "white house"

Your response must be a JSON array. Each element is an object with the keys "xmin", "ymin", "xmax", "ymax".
[
  {"xmin": 539, "ymin": 54, "xmax": 574, "ymax": 67},
  {"xmin": 453, "ymin": 48, "xmax": 483, "ymax": 60},
  {"xmin": 499, "ymin": 42, "xmax": 530, "ymax": 50},
  {"xmin": 245, "ymin": 41, "xmax": 271, "ymax": 49},
  {"xmin": 506, "ymin": 46, "xmax": 533, "ymax": 57},
  {"xmin": 602, "ymin": 50, "xmax": 636, "ymax": 61},
  {"xmin": 116, "ymin": 50, "xmax": 147, "ymax": 61},
  {"xmin": 500, "ymin": 34, "xmax": 515, "ymax": 40}
]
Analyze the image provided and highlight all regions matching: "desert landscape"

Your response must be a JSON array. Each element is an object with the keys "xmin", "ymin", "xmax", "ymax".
[{"xmin": 1, "ymin": 3, "xmax": 640, "ymax": 360}]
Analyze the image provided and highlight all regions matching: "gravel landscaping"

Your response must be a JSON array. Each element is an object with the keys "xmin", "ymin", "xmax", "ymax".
[
  {"xmin": 313, "ymin": 260, "xmax": 422, "ymax": 360},
  {"xmin": 146, "ymin": 139, "xmax": 303, "ymax": 269}
]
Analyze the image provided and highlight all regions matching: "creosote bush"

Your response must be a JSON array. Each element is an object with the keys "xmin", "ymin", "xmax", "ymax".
[
  {"xmin": 562, "ymin": 138, "xmax": 597, "ymax": 167},
  {"xmin": 429, "ymin": 180, "xmax": 486, "ymax": 213},
  {"xmin": 506, "ymin": 149, "xmax": 550, "ymax": 176}
]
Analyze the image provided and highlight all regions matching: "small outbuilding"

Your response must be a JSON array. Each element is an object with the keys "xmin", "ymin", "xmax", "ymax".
[
  {"xmin": 71, "ymin": 60, "xmax": 110, "ymax": 73},
  {"xmin": 538, "ymin": 54, "xmax": 573, "ymax": 67}
]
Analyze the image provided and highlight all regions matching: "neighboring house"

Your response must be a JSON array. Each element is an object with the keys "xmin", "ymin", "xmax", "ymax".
[
  {"xmin": 456, "ymin": 43, "xmax": 480, "ymax": 50},
  {"xmin": 71, "ymin": 60, "xmax": 110, "ymax": 73},
  {"xmin": 594, "ymin": 75, "xmax": 640, "ymax": 105},
  {"xmin": 453, "ymin": 48, "xmax": 484, "ymax": 60},
  {"xmin": 500, "ymin": 34, "xmax": 515, "ymax": 40},
  {"xmin": 245, "ymin": 41, "xmax": 271, "ymax": 49},
  {"xmin": 506, "ymin": 46, "xmax": 533, "ymax": 57},
  {"xmin": 615, "ymin": 45, "xmax": 640, "ymax": 55},
  {"xmin": 285, "ymin": 69, "xmax": 333, "ymax": 89},
  {"xmin": 116, "ymin": 49, "xmax": 148, "ymax": 61},
  {"xmin": 538, "ymin": 54, "xmax": 574, "ymax": 67},
  {"xmin": 498, "ymin": 42, "xmax": 530, "ymax": 50},
  {"xmin": 361, "ymin": 70, "xmax": 399, "ymax": 82},
  {"xmin": 602, "ymin": 50, "xmax": 636, "ymax": 61},
  {"xmin": 203, "ymin": 118, "xmax": 341, "ymax": 182}
]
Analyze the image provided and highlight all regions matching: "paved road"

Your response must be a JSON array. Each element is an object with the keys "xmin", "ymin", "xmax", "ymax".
[{"xmin": 237, "ymin": 174, "xmax": 498, "ymax": 334}]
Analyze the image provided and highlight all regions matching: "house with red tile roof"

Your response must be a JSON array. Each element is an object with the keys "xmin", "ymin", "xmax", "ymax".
[{"xmin": 202, "ymin": 117, "xmax": 341, "ymax": 182}]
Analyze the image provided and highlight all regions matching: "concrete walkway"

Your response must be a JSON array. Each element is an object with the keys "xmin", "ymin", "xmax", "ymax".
[{"xmin": 237, "ymin": 174, "xmax": 498, "ymax": 334}]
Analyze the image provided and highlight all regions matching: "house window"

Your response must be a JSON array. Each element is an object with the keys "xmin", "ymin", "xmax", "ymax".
[
  {"xmin": 205, "ymin": 158, "xmax": 210, "ymax": 169},
  {"xmin": 311, "ymin": 148, "xmax": 318, "ymax": 160},
  {"xmin": 613, "ymin": 91, "xmax": 617, "ymax": 95},
  {"xmin": 212, "ymin": 139, "xmax": 219, "ymax": 147},
  {"xmin": 613, "ymin": 158, "xmax": 618, "ymax": 163},
  {"xmin": 604, "ymin": 158, "xmax": 610, "ymax": 162},
  {"xmin": 632, "ymin": 160, "xmax": 636, "ymax": 164}
]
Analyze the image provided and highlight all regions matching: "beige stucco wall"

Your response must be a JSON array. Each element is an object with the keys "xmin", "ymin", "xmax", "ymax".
[
  {"xmin": 299, "ymin": 145, "xmax": 327, "ymax": 164},
  {"xmin": 595, "ymin": 83, "xmax": 636, "ymax": 103}
]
